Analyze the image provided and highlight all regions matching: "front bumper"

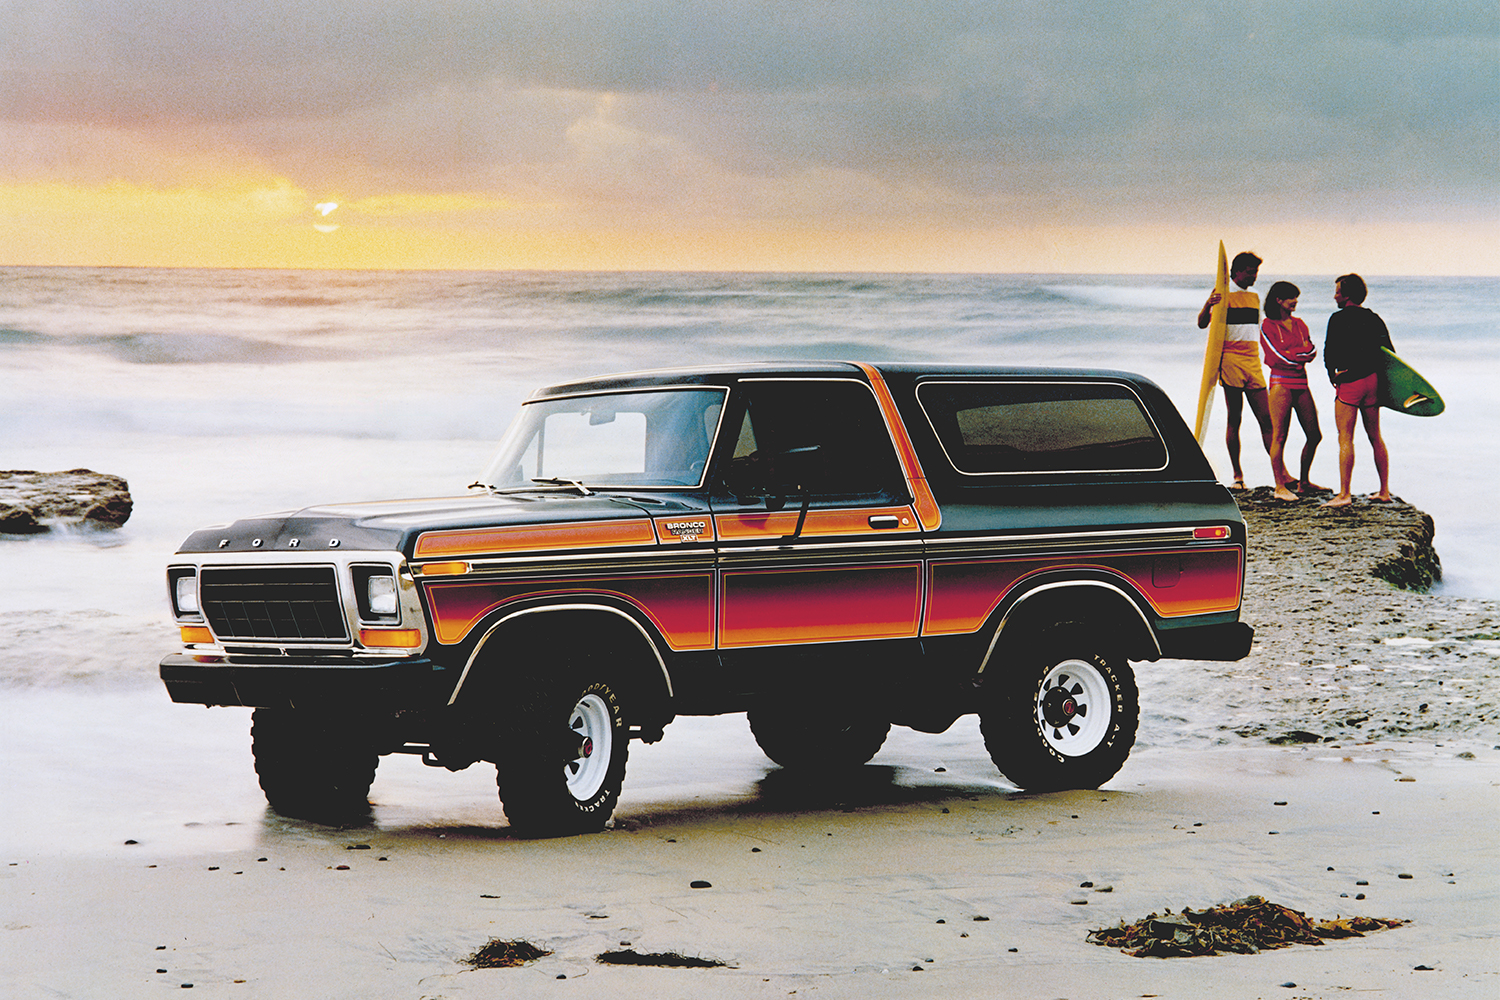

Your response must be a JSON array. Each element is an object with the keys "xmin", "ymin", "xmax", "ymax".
[{"xmin": 159, "ymin": 653, "xmax": 454, "ymax": 710}]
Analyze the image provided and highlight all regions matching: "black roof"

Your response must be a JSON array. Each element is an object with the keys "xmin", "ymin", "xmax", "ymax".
[{"xmin": 533, "ymin": 361, "xmax": 1161, "ymax": 398}]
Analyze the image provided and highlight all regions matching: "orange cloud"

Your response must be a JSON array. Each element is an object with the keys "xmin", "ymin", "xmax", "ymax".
[{"xmin": 2, "ymin": 177, "xmax": 1496, "ymax": 274}]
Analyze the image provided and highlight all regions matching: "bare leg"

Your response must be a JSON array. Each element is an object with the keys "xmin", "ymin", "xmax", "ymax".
[
  {"xmin": 1267, "ymin": 384, "xmax": 1296, "ymax": 500},
  {"xmin": 1223, "ymin": 386, "xmax": 1246, "ymax": 487},
  {"xmin": 1292, "ymin": 388, "xmax": 1325, "ymax": 491},
  {"xmin": 1360, "ymin": 404, "xmax": 1391, "ymax": 500},
  {"xmin": 1245, "ymin": 386, "xmax": 1274, "ymax": 455},
  {"xmin": 1322, "ymin": 400, "xmax": 1358, "ymax": 507}
]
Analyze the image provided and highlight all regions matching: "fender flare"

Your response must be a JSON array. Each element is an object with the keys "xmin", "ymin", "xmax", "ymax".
[
  {"xmin": 974, "ymin": 579, "xmax": 1160, "ymax": 679},
  {"xmin": 446, "ymin": 602, "xmax": 674, "ymax": 708}
]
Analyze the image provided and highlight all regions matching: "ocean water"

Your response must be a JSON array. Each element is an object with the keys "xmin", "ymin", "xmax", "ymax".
[
  {"xmin": 1, "ymin": 266, "xmax": 1495, "ymax": 673},
  {"xmin": 2, "ymin": 266, "xmax": 1495, "ymax": 855}
]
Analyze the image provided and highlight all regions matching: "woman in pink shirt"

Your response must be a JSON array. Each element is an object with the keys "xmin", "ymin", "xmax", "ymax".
[{"xmin": 1260, "ymin": 281, "xmax": 1325, "ymax": 501}]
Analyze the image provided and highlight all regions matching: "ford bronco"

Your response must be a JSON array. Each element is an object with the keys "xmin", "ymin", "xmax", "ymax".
[{"xmin": 161, "ymin": 363, "xmax": 1252, "ymax": 834}]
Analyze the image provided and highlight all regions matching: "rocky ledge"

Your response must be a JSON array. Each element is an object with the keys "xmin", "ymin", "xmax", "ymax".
[
  {"xmin": 0, "ymin": 470, "xmax": 134, "ymax": 533},
  {"xmin": 1147, "ymin": 489, "xmax": 1500, "ymax": 746},
  {"xmin": 1235, "ymin": 487, "xmax": 1441, "ymax": 591}
]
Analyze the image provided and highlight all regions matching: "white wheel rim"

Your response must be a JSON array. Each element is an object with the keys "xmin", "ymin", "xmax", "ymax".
[
  {"xmin": 564, "ymin": 693, "xmax": 613, "ymax": 800},
  {"xmin": 1035, "ymin": 659, "xmax": 1113, "ymax": 757}
]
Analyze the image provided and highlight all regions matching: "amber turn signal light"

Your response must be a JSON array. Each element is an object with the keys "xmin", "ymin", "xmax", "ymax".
[
  {"xmin": 359, "ymin": 628, "xmax": 423, "ymax": 648},
  {"xmin": 180, "ymin": 626, "xmax": 215, "ymax": 644},
  {"xmin": 416, "ymin": 562, "xmax": 469, "ymax": 576}
]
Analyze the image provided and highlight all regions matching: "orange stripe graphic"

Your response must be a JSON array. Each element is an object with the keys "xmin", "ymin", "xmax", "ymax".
[
  {"xmin": 714, "ymin": 505, "xmax": 918, "ymax": 540},
  {"xmin": 415, "ymin": 519, "xmax": 656, "ymax": 559},
  {"xmin": 924, "ymin": 547, "xmax": 1243, "ymax": 633},
  {"xmin": 425, "ymin": 573, "xmax": 713, "ymax": 649},
  {"xmin": 855, "ymin": 364, "xmax": 941, "ymax": 531},
  {"xmin": 719, "ymin": 563, "xmax": 923, "ymax": 647}
]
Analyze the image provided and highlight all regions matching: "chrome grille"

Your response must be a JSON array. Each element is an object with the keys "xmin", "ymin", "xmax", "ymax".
[{"xmin": 200, "ymin": 566, "xmax": 348, "ymax": 642}]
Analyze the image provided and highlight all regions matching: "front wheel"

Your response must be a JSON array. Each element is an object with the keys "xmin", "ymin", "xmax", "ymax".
[
  {"xmin": 496, "ymin": 676, "xmax": 629, "ymax": 837},
  {"xmin": 250, "ymin": 708, "xmax": 379, "ymax": 823},
  {"xmin": 980, "ymin": 631, "xmax": 1138, "ymax": 791}
]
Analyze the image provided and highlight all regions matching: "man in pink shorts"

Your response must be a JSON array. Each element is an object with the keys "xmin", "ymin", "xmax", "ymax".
[{"xmin": 1321, "ymin": 274, "xmax": 1393, "ymax": 507}]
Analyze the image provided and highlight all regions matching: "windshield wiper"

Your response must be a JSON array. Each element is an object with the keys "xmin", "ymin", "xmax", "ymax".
[
  {"xmin": 468, "ymin": 478, "xmax": 596, "ymax": 496},
  {"xmin": 529, "ymin": 477, "xmax": 595, "ymax": 496}
]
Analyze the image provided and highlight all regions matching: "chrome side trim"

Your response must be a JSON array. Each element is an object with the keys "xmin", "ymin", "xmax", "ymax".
[
  {"xmin": 718, "ymin": 553, "xmax": 926, "ymax": 573},
  {"xmin": 974, "ymin": 579, "xmax": 1161, "ymax": 677},
  {"xmin": 447, "ymin": 603, "xmax": 673, "ymax": 706},
  {"xmin": 432, "ymin": 551, "xmax": 717, "ymax": 579},
  {"xmin": 414, "ymin": 537, "xmax": 930, "ymax": 577},
  {"xmin": 924, "ymin": 526, "xmax": 1199, "ymax": 550}
]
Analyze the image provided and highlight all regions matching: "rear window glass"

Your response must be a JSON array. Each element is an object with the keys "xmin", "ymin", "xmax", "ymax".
[{"xmin": 917, "ymin": 381, "xmax": 1167, "ymax": 474}]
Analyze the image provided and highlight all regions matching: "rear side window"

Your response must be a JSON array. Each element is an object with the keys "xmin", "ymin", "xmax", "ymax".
[{"xmin": 917, "ymin": 380, "xmax": 1167, "ymax": 474}]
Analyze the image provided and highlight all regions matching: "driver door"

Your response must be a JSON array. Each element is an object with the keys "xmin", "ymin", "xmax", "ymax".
[{"xmin": 710, "ymin": 377, "xmax": 925, "ymax": 659}]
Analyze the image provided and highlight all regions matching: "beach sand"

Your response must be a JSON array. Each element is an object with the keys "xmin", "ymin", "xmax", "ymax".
[{"xmin": 3, "ymin": 498, "xmax": 1498, "ymax": 999}]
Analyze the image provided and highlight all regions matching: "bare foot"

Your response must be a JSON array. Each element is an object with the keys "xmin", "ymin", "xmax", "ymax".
[
  {"xmin": 1369, "ymin": 492, "xmax": 1393, "ymax": 503},
  {"xmin": 1321, "ymin": 494, "xmax": 1353, "ymax": 508},
  {"xmin": 1297, "ymin": 481, "xmax": 1330, "ymax": 494},
  {"xmin": 1229, "ymin": 477, "xmax": 1247, "ymax": 490},
  {"xmin": 1273, "ymin": 486, "xmax": 1298, "ymax": 502}
]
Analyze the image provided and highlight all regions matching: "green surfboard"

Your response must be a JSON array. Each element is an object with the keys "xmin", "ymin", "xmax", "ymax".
[{"xmin": 1376, "ymin": 347, "xmax": 1444, "ymax": 417}]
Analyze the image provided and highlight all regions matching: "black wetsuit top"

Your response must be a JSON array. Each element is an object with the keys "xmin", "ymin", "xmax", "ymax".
[{"xmin": 1324, "ymin": 306, "xmax": 1393, "ymax": 385}]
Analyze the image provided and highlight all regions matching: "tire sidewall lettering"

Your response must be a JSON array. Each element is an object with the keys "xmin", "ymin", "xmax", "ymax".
[
  {"xmin": 567, "ymin": 680, "xmax": 625, "ymax": 811},
  {"xmin": 1031, "ymin": 651, "xmax": 1122, "ymax": 764}
]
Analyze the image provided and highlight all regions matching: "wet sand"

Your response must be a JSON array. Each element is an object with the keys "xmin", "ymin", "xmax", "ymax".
[
  {"xmin": 4, "ymin": 729, "xmax": 1496, "ymax": 999},
  {"xmin": 3, "ymin": 498, "xmax": 1499, "ymax": 999}
]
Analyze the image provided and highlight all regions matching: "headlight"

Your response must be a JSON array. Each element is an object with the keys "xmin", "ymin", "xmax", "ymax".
[
  {"xmin": 353, "ymin": 565, "xmax": 400, "ymax": 620},
  {"xmin": 170, "ymin": 569, "xmax": 200, "ymax": 616},
  {"xmin": 367, "ymin": 574, "xmax": 398, "ymax": 617}
]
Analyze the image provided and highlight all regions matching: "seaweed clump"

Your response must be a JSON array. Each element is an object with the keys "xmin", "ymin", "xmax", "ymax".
[
  {"xmin": 596, "ymin": 949, "xmax": 727, "ymax": 968},
  {"xmin": 463, "ymin": 939, "xmax": 554, "ymax": 968},
  {"xmin": 1087, "ymin": 896, "xmax": 1406, "ymax": 958}
]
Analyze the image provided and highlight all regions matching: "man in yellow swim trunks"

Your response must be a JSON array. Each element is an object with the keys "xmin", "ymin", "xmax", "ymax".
[{"xmin": 1197, "ymin": 251, "xmax": 1272, "ymax": 489}]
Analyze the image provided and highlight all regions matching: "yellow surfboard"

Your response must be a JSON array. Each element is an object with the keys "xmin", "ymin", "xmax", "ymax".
[{"xmin": 1192, "ymin": 241, "xmax": 1229, "ymax": 444}]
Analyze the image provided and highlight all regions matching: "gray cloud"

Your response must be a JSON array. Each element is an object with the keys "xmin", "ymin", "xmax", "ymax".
[{"xmin": 3, "ymin": 1, "xmax": 1494, "ymax": 224}]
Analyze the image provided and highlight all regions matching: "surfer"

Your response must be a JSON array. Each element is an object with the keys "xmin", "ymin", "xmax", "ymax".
[
  {"xmin": 1322, "ymin": 274, "xmax": 1393, "ymax": 507},
  {"xmin": 1198, "ymin": 252, "xmax": 1272, "ymax": 489},
  {"xmin": 1259, "ymin": 281, "xmax": 1324, "ymax": 501}
]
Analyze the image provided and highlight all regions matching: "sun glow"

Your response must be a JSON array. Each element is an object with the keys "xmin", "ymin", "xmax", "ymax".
[{"xmin": 0, "ymin": 177, "xmax": 1494, "ymax": 274}]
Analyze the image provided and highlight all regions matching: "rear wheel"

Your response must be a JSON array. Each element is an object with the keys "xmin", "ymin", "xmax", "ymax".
[
  {"xmin": 748, "ymin": 701, "xmax": 890, "ymax": 769},
  {"xmin": 250, "ymin": 708, "xmax": 378, "ymax": 822},
  {"xmin": 980, "ymin": 629, "xmax": 1138, "ymax": 791},
  {"xmin": 496, "ymin": 674, "xmax": 629, "ymax": 837}
]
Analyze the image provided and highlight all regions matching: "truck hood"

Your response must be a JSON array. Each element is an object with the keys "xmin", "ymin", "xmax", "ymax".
[{"xmin": 175, "ymin": 492, "xmax": 701, "ymax": 556}]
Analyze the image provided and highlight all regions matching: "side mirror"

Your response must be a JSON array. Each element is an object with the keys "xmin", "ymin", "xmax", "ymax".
[{"xmin": 723, "ymin": 444, "xmax": 822, "ymax": 507}]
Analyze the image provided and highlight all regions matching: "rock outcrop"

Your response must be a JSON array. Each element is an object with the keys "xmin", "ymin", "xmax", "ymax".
[
  {"xmin": 1171, "ymin": 488, "xmax": 1500, "ymax": 746},
  {"xmin": 1235, "ymin": 487, "xmax": 1441, "ymax": 591},
  {"xmin": 0, "ymin": 470, "xmax": 133, "ymax": 533}
]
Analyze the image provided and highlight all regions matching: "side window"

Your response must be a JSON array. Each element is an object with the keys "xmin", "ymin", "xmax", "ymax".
[
  {"xmin": 721, "ymin": 380, "xmax": 905, "ymax": 498},
  {"xmin": 919, "ymin": 381, "xmax": 1167, "ymax": 474}
]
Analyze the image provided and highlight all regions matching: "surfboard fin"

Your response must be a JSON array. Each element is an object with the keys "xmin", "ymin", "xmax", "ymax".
[{"xmin": 1403, "ymin": 393, "xmax": 1431, "ymax": 409}]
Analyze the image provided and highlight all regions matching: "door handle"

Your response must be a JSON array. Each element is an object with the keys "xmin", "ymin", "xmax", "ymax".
[{"xmin": 868, "ymin": 515, "xmax": 901, "ymax": 529}]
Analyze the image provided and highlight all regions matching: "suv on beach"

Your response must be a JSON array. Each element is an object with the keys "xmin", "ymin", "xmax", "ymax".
[{"xmin": 161, "ymin": 363, "xmax": 1252, "ymax": 835}]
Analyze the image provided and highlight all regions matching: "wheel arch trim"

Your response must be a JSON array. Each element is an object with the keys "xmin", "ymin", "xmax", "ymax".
[
  {"xmin": 446, "ymin": 602, "xmax": 674, "ymax": 707},
  {"xmin": 974, "ymin": 579, "xmax": 1160, "ymax": 678}
]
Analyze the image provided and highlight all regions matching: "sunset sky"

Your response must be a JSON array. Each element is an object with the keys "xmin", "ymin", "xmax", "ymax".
[{"xmin": 3, "ymin": 2, "xmax": 1496, "ymax": 274}]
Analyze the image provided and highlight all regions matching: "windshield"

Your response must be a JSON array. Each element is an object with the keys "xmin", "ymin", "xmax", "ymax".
[{"xmin": 480, "ymin": 388, "xmax": 727, "ymax": 490}]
